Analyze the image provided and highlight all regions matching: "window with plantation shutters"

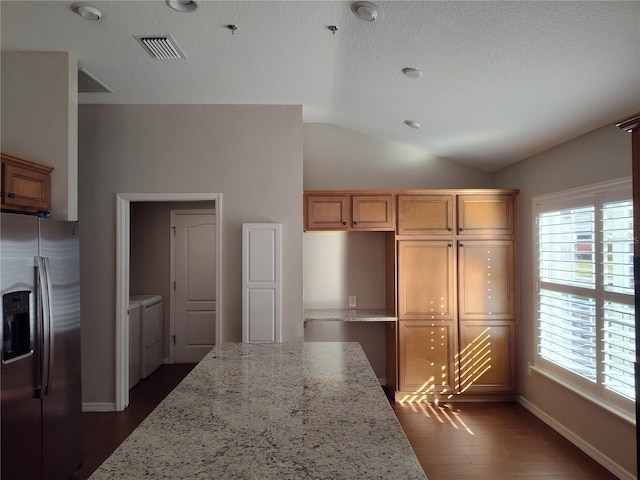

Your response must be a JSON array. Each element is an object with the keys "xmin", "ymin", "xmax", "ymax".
[
  {"xmin": 601, "ymin": 198, "xmax": 635, "ymax": 401},
  {"xmin": 534, "ymin": 179, "xmax": 634, "ymax": 417}
]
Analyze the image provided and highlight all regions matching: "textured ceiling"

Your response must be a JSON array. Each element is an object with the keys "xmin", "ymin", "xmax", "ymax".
[{"xmin": 2, "ymin": 1, "xmax": 639, "ymax": 172}]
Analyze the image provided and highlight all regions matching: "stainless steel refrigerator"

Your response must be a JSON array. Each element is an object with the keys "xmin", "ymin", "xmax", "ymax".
[{"xmin": 1, "ymin": 212, "xmax": 82, "ymax": 479}]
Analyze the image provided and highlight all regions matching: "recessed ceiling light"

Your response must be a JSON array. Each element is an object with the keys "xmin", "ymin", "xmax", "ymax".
[
  {"xmin": 351, "ymin": 2, "xmax": 382, "ymax": 22},
  {"xmin": 402, "ymin": 68, "xmax": 423, "ymax": 79},
  {"xmin": 404, "ymin": 120, "xmax": 422, "ymax": 130},
  {"xmin": 74, "ymin": 5, "xmax": 102, "ymax": 20},
  {"xmin": 166, "ymin": 0, "xmax": 199, "ymax": 13}
]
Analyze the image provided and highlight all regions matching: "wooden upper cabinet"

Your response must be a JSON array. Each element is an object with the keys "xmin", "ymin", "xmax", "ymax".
[
  {"xmin": 305, "ymin": 190, "xmax": 518, "ymax": 235},
  {"xmin": 1, "ymin": 153, "xmax": 53, "ymax": 214},
  {"xmin": 351, "ymin": 194, "xmax": 395, "ymax": 230},
  {"xmin": 397, "ymin": 195, "xmax": 454, "ymax": 235},
  {"xmin": 304, "ymin": 193, "xmax": 395, "ymax": 231},
  {"xmin": 305, "ymin": 194, "xmax": 349, "ymax": 230},
  {"xmin": 457, "ymin": 194, "xmax": 515, "ymax": 235}
]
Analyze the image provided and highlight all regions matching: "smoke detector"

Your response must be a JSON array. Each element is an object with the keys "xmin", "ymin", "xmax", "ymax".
[{"xmin": 351, "ymin": 2, "xmax": 382, "ymax": 22}]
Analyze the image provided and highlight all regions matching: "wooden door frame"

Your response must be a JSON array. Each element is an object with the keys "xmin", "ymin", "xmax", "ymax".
[
  {"xmin": 169, "ymin": 209, "xmax": 217, "ymax": 363},
  {"xmin": 115, "ymin": 193, "xmax": 222, "ymax": 412}
]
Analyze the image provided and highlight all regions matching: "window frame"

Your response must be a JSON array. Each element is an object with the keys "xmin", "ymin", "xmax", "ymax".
[{"xmin": 533, "ymin": 177, "xmax": 635, "ymax": 419}]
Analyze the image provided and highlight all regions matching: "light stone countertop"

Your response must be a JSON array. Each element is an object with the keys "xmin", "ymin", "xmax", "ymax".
[
  {"xmin": 304, "ymin": 308, "xmax": 398, "ymax": 322},
  {"xmin": 89, "ymin": 342, "xmax": 426, "ymax": 480}
]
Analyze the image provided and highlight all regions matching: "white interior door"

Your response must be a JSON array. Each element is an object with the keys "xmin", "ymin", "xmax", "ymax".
[{"xmin": 172, "ymin": 211, "xmax": 216, "ymax": 362}]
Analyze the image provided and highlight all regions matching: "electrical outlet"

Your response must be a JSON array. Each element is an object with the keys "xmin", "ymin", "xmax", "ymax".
[
  {"xmin": 348, "ymin": 296, "xmax": 357, "ymax": 308},
  {"xmin": 527, "ymin": 361, "xmax": 532, "ymax": 376}
]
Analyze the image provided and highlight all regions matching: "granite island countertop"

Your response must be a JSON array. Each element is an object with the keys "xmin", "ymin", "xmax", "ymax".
[{"xmin": 89, "ymin": 342, "xmax": 426, "ymax": 480}]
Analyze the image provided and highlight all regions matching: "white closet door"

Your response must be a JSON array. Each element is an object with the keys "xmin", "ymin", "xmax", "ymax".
[{"xmin": 242, "ymin": 223, "xmax": 282, "ymax": 342}]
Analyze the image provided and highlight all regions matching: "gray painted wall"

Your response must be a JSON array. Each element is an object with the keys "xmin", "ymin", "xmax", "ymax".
[
  {"xmin": 494, "ymin": 124, "xmax": 635, "ymax": 477},
  {"xmin": 78, "ymin": 104, "xmax": 303, "ymax": 404},
  {"xmin": 304, "ymin": 123, "xmax": 494, "ymax": 190}
]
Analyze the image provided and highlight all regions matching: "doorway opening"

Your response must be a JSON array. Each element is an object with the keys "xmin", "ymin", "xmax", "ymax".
[{"xmin": 115, "ymin": 193, "xmax": 222, "ymax": 411}]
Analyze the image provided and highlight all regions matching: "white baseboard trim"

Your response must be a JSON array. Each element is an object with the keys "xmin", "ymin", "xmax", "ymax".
[
  {"xmin": 82, "ymin": 402, "xmax": 117, "ymax": 412},
  {"xmin": 518, "ymin": 395, "xmax": 635, "ymax": 480}
]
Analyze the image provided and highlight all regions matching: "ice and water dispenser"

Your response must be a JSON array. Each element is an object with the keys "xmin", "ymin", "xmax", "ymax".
[{"xmin": 2, "ymin": 291, "xmax": 32, "ymax": 362}]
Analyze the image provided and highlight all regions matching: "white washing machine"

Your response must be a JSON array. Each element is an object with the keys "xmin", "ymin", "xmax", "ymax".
[
  {"xmin": 129, "ymin": 294, "xmax": 163, "ymax": 379},
  {"xmin": 128, "ymin": 301, "xmax": 141, "ymax": 389}
]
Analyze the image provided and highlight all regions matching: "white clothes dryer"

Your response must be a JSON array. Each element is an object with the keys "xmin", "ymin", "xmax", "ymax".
[
  {"xmin": 129, "ymin": 294, "xmax": 163, "ymax": 379},
  {"xmin": 128, "ymin": 301, "xmax": 141, "ymax": 389}
]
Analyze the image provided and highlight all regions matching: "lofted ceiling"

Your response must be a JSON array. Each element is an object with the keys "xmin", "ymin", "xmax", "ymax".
[{"xmin": 1, "ymin": 0, "xmax": 639, "ymax": 172}]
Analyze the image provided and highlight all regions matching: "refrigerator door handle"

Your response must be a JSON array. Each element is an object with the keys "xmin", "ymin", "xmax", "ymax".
[
  {"xmin": 35, "ymin": 256, "xmax": 54, "ymax": 397},
  {"xmin": 42, "ymin": 257, "xmax": 54, "ymax": 396},
  {"xmin": 35, "ymin": 256, "xmax": 46, "ymax": 397}
]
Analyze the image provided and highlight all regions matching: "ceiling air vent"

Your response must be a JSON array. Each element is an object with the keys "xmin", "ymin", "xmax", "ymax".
[
  {"xmin": 78, "ymin": 68, "xmax": 113, "ymax": 93},
  {"xmin": 135, "ymin": 35, "xmax": 186, "ymax": 60}
]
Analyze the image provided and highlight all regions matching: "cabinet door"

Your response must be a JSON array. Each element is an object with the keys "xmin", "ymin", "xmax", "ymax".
[
  {"xmin": 458, "ymin": 240, "xmax": 514, "ymax": 320},
  {"xmin": 397, "ymin": 195, "xmax": 454, "ymax": 235},
  {"xmin": 2, "ymin": 163, "xmax": 50, "ymax": 213},
  {"xmin": 457, "ymin": 194, "xmax": 515, "ymax": 235},
  {"xmin": 458, "ymin": 321, "xmax": 516, "ymax": 393},
  {"xmin": 351, "ymin": 195, "xmax": 395, "ymax": 230},
  {"xmin": 398, "ymin": 320, "xmax": 457, "ymax": 396},
  {"xmin": 398, "ymin": 241, "xmax": 455, "ymax": 320},
  {"xmin": 305, "ymin": 195, "xmax": 348, "ymax": 230}
]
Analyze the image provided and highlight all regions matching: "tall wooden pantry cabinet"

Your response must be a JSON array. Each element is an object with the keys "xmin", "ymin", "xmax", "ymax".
[
  {"xmin": 396, "ymin": 192, "xmax": 518, "ymax": 401},
  {"xmin": 304, "ymin": 189, "xmax": 519, "ymax": 402}
]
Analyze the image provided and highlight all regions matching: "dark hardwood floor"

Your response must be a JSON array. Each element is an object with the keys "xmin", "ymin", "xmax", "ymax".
[
  {"xmin": 391, "ymin": 401, "xmax": 620, "ymax": 480},
  {"xmin": 69, "ymin": 363, "xmax": 197, "ymax": 480},
  {"xmin": 69, "ymin": 365, "xmax": 619, "ymax": 480}
]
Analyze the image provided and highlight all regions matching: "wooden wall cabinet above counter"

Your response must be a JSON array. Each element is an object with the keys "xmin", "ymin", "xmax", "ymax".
[
  {"xmin": 1, "ymin": 153, "xmax": 53, "ymax": 215},
  {"xmin": 305, "ymin": 189, "xmax": 517, "ymax": 236},
  {"xmin": 304, "ymin": 192, "xmax": 396, "ymax": 231}
]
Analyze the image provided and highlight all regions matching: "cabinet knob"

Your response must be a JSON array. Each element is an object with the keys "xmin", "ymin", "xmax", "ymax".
[
  {"xmin": 8, "ymin": 193, "xmax": 15, "ymax": 199},
  {"xmin": 459, "ymin": 227, "xmax": 464, "ymax": 232},
  {"xmin": 353, "ymin": 221, "xmax": 358, "ymax": 225},
  {"xmin": 342, "ymin": 221, "xmax": 347, "ymax": 226},
  {"xmin": 448, "ymin": 227, "xmax": 453, "ymax": 232}
]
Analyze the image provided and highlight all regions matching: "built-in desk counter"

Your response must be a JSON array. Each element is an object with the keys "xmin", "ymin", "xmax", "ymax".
[
  {"xmin": 304, "ymin": 308, "xmax": 398, "ymax": 322},
  {"xmin": 89, "ymin": 342, "xmax": 425, "ymax": 480}
]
